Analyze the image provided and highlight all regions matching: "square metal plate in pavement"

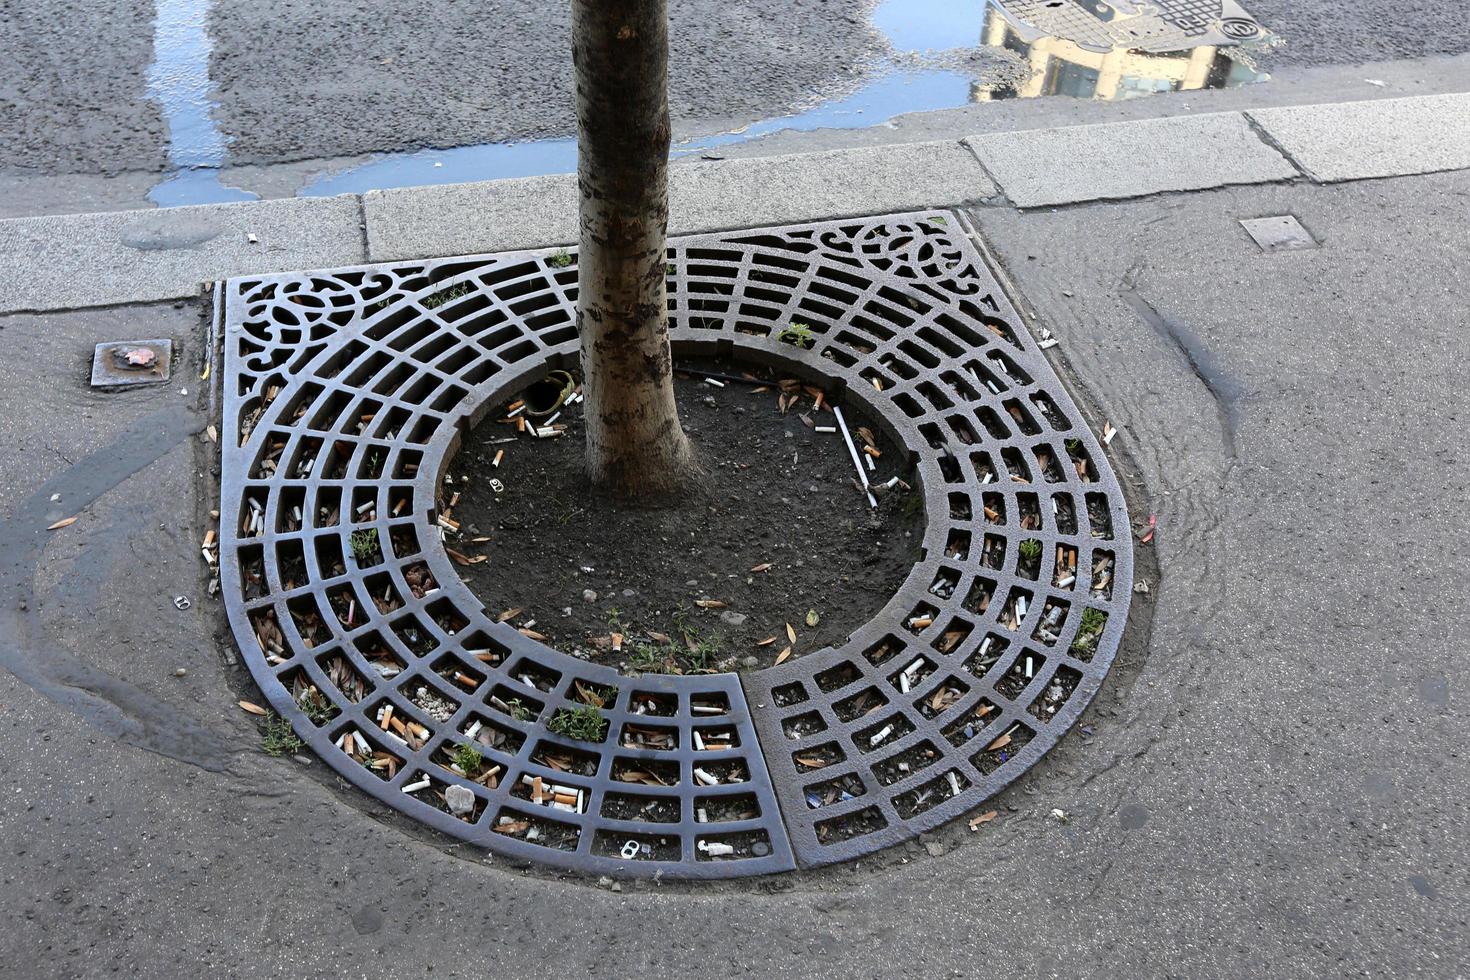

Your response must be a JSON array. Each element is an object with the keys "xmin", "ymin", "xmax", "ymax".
[
  {"xmin": 90, "ymin": 339, "xmax": 173, "ymax": 387},
  {"xmin": 1240, "ymin": 215, "xmax": 1319, "ymax": 252}
]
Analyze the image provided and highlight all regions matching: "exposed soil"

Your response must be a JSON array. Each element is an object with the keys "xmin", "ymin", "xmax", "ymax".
[{"xmin": 448, "ymin": 362, "xmax": 924, "ymax": 670}]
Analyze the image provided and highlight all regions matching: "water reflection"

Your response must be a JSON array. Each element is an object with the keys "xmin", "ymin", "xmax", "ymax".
[
  {"xmin": 145, "ymin": 0, "xmax": 1272, "ymax": 204},
  {"xmin": 145, "ymin": 0, "xmax": 257, "ymax": 206},
  {"xmin": 976, "ymin": 1, "xmax": 1269, "ymax": 102}
]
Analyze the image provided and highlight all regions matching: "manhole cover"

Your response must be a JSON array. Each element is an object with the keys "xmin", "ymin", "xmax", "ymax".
[{"xmin": 216, "ymin": 211, "xmax": 1133, "ymax": 877}]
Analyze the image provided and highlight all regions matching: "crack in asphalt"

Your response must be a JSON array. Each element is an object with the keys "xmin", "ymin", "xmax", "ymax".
[{"xmin": 1121, "ymin": 264, "xmax": 1247, "ymax": 460}]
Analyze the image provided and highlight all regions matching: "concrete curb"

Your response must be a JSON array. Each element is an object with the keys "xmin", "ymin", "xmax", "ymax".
[
  {"xmin": 1, "ymin": 91, "xmax": 1466, "ymax": 314},
  {"xmin": 0, "ymin": 197, "xmax": 365, "ymax": 313},
  {"xmin": 364, "ymin": 141, "xmax": 995, "ymax": 262},
  {"xmin": 965, "ymin": 112, "xmax": 1301, "ymax": 208},
  {"xmin": 1247, "ymin": 93, "xmax": 1470, "ymax": 182}
]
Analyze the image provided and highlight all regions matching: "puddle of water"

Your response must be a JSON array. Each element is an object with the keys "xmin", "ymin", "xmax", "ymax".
[
  {"xmin": 302, "ymin": 65, "xmax": 978, "ymax": 196},
  {"xmin": 301, "ymin": 0, "xmax": 984, "ymax": 197},
  {"xmin": 874, "ymin": 0, "xmax": 987, "ymax": 51},
  {"xmin": 146, "ymin": 0, "xmax": 257, "ymax": 206},
  {"xmin": 975, "ymin": 2, "xmax": 1269, "ymax": 102},
  {"xmin": 149, "ymin": 0, "xmax": 1272, "ymax": 205}
]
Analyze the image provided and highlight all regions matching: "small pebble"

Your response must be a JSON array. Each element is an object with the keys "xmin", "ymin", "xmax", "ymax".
[
  {"xmin": 582, "ymin": 589, "xmax": 598, "ymax": 603},
  {"xmin": 740, "ymin": 656, "xmax": 759, "ymax": 668},
  {"xmin": 173, "ymin": 668, "xmax": 187, "ymax": 677}
]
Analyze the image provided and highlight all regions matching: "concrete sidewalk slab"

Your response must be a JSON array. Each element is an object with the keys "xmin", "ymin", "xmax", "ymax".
[
  {"xmin": 967, "ymin": 112, "xmax": 1301, "ymax": 208},
  {"xmin": 1249, "ymin": 93, "xmax": 1470, "ymax": 182},
  {"xmin": 363, "ymin": 140, "xmax": 994, "ymax": 261},
  {"xmin": 0, "ymin": 196, "xmax": 364, "ymax": 312}
]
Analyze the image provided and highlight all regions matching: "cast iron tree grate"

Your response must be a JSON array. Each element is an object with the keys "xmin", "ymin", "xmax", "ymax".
[{"xmin": 216, "ymin": 210, "xmax": 1132, "ymax": 876}]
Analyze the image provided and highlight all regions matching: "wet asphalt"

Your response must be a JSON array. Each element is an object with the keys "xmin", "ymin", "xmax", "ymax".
[
  {"xmin": 0, "ymin": 168, "xmax": 1464, "ymax": 977},
  {"xmin": 2, "ymin": 0, "xmax": 1469, "ymax": 216}
]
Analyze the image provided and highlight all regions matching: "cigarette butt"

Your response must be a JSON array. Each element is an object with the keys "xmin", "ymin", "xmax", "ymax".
[
  {"xmin": 516, "ymin": 417, "xmax": 526, "ymax": 432},
  {"xmin": 611, "ymin": 632, "xmax": 623, "ymax": 652},
  {"xmin": 379, "ymin": 704, "xmax": 394, "ymax": 730},
  {"xmin": 492, "ymin": 449, "xmax": 504, "ymax": 468},
  {"xmin": 246, "ymin": 232, "xmax": 258, "ymax": 244},
  {"xmin": 202, "ymin": 529, "xmax": 216, "ymax": 547},
  {"xmin": 814, "ymin": 425, "xmax": 836, "ymax": 434},
  {"xmin": 862, "ymin": 445, "xmax": 880, "ymax": 458}
]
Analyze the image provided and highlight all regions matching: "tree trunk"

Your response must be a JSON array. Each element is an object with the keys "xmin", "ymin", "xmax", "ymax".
[{"xmin": 572, "ymin": 0, "xmax": 693, "ymax": 497}]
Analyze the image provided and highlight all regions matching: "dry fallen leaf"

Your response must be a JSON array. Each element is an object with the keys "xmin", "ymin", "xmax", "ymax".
[
  {"xmin": 805, "ymin": 609, "xmax": 819, "ymax": 627},
  {"xmin": 755, "ymin": 636, "xmax": 777, "ymax": 647},
  {"xmin": 206, "ymin": 424, "xmax": 218, "ymax": 443},
  {"xmin": 774, "ymin": 646, "xmax": 793, "ymax": 666},
  {"xmin": 497, "ymin": 607, "xmax": 522, "ymax": 622},
  {"xmin": 46, "ymin": 515, "xmax": 78, "ymax": 531},
  {"xmin": 749, "ymin": 563, "xmax": 772, "ymax": 573},
  {"xmin": 238, "ymin": 700, "xmax": 267, "ymax": 716},
  {"xmin": 694, "ymin": 599, "xmax": 726, "ymax": 609},
  {"xmin": 986, "ymin": 733, "xmax": 1013, "ymax": 752},
  {"xmin": 968, "ymin": 810, "xmax": 999, "ymax": 831},
  {"xmin": 785, "ymin": 623, "xmax": 797, "ymax": 644}
]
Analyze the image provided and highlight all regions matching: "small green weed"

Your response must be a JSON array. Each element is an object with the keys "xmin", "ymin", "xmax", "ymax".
[
  {"xmin": 350, "ymin": 528, "xmax": 379, "ymax": 561},
  {"xmin": 1018, "ymin": 539, "xmax": 1042, "ymax": 561},
  {"xmin": 452, "ymin": 742, "xmax": 484, "ymax": 773},
  {"xmin": 547, "ymin": 705, "xmax": 607, "ymax": 742},
  {"xmin": 505, "ymin": 697, "xmax": 534, "ymax": 723},
  {"xmin": 423, "ymin": 282, "xmax": 472, "ymax": 309},
  {"xmin": 296, "ymin": 687, "xmax": 337, "ymax": 725},
  {"xmin": 261, "ymin": 713, "xmax": 304, "ymax": 757},
  {"xmin": 548, "ymin": 248, "xmax": 573, "ymax": 268},
  {"xmin": 777, "ymin": 322, "xmax": 816, "ymax": 350}
]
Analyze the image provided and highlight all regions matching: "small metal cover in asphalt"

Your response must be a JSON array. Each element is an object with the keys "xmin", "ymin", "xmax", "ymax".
[
  {"xmin": 1240, "ymin": 215, "xmax": 1318, "ymax": 252},
  {"xmin": 91, "ymin": 339, "xmax": 172, "ymax": 387}
]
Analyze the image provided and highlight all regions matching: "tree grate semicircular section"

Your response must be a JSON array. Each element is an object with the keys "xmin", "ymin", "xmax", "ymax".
[{"xmin": 217, "ymin": 210, "xmax": 1132, "ymax": 877}]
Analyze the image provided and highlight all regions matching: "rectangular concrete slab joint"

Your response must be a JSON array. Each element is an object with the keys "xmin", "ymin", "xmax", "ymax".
[
  {"xmin": 362, "ymin": 140, "xmax": 995, "ymax": 262},
  {"xmin": 966, "ymin": 112, "xmax": 1301, "ymax": 209},
  {"xmin": 1248, "ymin": 93, "xmax": 1470, "ymax": 182}
]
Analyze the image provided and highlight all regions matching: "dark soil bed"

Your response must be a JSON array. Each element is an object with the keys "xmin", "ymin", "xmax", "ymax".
[{"xmin": 447, "ymin": 361, "xmax": 924, "ymax": 671}]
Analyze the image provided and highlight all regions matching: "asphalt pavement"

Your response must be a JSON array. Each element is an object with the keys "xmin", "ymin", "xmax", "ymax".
[{"xmin": 0, "ymin": 139, "xmax": 1465, "ymax": 977}]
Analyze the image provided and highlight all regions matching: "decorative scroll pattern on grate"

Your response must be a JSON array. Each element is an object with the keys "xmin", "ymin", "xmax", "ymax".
[{"xmin": 218, "ymin": 210, "xmax": 1131, "ymax": 876}]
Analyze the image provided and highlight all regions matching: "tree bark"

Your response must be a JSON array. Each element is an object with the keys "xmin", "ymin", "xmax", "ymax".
[{"xmin": 572, "ymin": 0, "xmax": 693, "ymax": 497}]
